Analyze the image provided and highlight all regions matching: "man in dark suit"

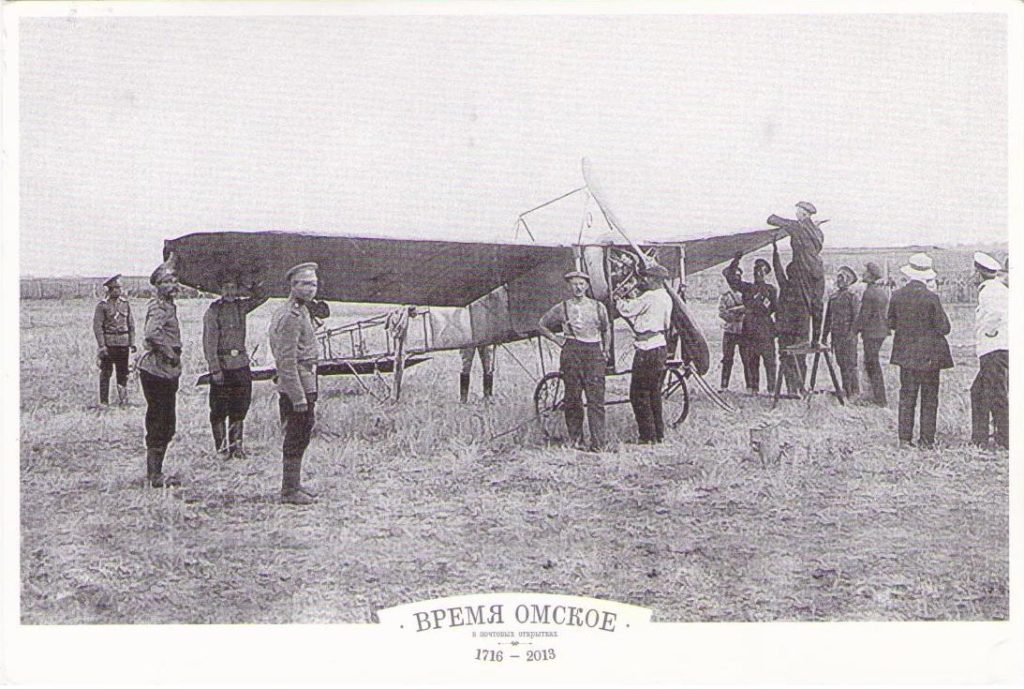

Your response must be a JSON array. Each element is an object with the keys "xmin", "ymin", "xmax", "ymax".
[
  {"xmin": 886, "ymin": 254, "xmax": 954, "ymax": 449},
  {"xmin": 855, "ymin": 262, "xmax": 891, "ymax": 406}
]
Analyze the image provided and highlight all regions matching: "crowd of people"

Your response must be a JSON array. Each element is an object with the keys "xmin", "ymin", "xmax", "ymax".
[{"xmin": 89, "ymin": 202, "xmax": 1008, "ymax": 505}]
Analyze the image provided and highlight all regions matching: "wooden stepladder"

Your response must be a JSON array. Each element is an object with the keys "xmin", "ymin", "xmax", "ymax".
[{"xmin": 772, "ymin": 342, "xmax": 845, "ymax": 409}]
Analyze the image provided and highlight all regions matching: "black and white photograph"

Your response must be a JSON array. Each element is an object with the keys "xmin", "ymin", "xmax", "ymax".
[{"xmin": 4, "ymin": 0, "xmax": 1022, "ymax": 683}]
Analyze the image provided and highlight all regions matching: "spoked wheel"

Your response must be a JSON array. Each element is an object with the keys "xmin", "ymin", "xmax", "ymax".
[
  {"xmin": 533, "ymin": 372, "xmax": 565, "ymax": 439},
  {"xmin": 662, "ymin": 367, "xmax": 690, "ymax": 428}
]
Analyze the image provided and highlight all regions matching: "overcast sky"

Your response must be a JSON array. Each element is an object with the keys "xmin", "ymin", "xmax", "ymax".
[{"xmin": 17, "ymin": 12, "xmax": 1008, "ymax": 276}]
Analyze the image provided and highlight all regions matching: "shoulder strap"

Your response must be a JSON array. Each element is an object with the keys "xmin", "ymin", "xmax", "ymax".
[{"xmin": 562, "ymin": 301, "xmax": 577, "ymax": 339}]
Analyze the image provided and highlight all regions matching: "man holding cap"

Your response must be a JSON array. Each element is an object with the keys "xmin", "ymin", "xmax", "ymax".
[
  {"xmin": 202, "ymin": 276, "xmax": 268, "ymax": 458},
  {"xmin": 822, "ymin": 265, "xmax": 861, "ymax": 399},
  {"xmin": 768, "ymin": 201, "xmax": 826, "ymax": 344},
  {"xmin": 615, "ymin": 262, "xmax": 674, "ymax": 444},
  {"xmin": 538, "ymin": 270, "xmax": 611, "ymax": 451},
  {"xmin": 269, "ymin": 262, "xmax": 321, "ymax": 505},
  {"xmin": 93, "ymin": 274, "xmax": 136, "ymax": 406},
  {"xmin": 855, "ymin": 262, "xmax": 891, "ymax": 406},
  {"xmin": 970, "ymin": 252, "xmax": 1008, "ymax": 450},
  {"xmin": 724, "ymin": 251, "xmax": 778, "ymax": 395},
  {"xmin": 138, "ymin": 260, "xmax": 183, "ymax": 487},
  {"xmin": 887, "ymin": 253, "xmax": 953, "ymax": 449}
]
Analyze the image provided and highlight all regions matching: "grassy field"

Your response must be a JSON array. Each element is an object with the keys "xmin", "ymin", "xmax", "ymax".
[{"xmin": 20, "ymin": 296, "xmax": 1007, "ymax": 623}]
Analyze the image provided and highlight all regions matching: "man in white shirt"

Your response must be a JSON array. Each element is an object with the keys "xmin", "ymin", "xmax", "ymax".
[
  {"xmin": 970, "ymin": 252, "xmax": 1009, "ymax": 449},
  {"xmin": 615, "ymin": 263, "xmax": 674, "ymax": 444}
]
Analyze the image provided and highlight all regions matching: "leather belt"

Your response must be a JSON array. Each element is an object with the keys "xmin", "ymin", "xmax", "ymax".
[{"xmin": 218, "ymin": 348, "xmax": 245, "ymax": 357}]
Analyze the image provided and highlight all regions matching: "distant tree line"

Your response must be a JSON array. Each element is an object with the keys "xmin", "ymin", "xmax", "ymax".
[{"xmin": 20, "ymin": 276, "xmax": 208, "ymax": 300}]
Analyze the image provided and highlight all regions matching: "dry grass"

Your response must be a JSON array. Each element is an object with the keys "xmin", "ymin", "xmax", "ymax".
[{"xmin": 20, "ymin": 297, "xmax": 1007, "ymax": 623}]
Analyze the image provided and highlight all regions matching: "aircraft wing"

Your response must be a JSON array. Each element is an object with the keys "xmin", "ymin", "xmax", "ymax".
[
  {"xmin": 681, "ymin": 227, "xmax": 781, "ymax": 275},
  {"xmin": 163, "ymin": 231, "xmax": 564, "ymax": 307}
]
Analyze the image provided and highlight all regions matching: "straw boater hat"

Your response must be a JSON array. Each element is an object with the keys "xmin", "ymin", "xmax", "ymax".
[{"xmin": 900, "ymin": 253, "xmax": 936, "ymax": 282}]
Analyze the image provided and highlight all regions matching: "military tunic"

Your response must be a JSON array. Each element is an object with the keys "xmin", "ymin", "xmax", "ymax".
[
  {"xmin": 138, "ymin": 295, "xmax": 182, "ymax": 450},
  {"xmin": 93, "ymin": 296, "xmax": 135, "ymax": 402},
  {"xmin": 269, "ymin": 297, "xmax": 319, "ymax": 406}
]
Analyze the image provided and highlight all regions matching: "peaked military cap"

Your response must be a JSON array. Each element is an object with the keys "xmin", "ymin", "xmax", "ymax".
[
  {"xmin": 563, "ymin": 270, "xmax": 591, "ymax": 282},
  {"xmin": 285, "ymin": 262, "xmax": 319, "ymax": 282},
  {"xmin": 837, "ymin": 265, "xmax": 857, "ymax": 284},
  {"xmin": 753, "ymin": 258, "xmax": 772, "ymax": 275},
  {"xmin": 149, "ymin": 261, "xmax": 176, "ymax": 286},
  {"xmin": 796, "ymin": 201, "xmax": 817, "ymax": 214},
  {"xmin": 103, "ymin": 274, "xmax": 122, "ymax": 289},
  {"xmin": 974, "ymin": 252, "xmax": 1001, "ymax": 274}
]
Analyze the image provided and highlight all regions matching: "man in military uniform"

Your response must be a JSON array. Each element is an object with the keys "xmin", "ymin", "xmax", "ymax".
[
  {"xmin": 93, "ymin": 274, "xmax": 136, "ymax": 406},
  {"xmin": 269, "ymin": 262, "xmax": 321, "ymax": 505},
  {"xmin": 724, "ymin": 252, "xmax": 778, "ymax": 395},
  {"xmin": 970, "ymin": 252, "xmax": 1008, "ymax": 450},
  {"xmin": 202, "ymin": 277, "xmax": 268, "ymax": 457},
  {"xmin": 138, "ymin": 261, "xmax": 183, "ymax": 487},
  {"xmin": 768, "ymin": 201, "xmax": 826, "ymax": 344},
  {"xmin": 459, "ymin": 345, "xmax": 495, "ymax": 403}
]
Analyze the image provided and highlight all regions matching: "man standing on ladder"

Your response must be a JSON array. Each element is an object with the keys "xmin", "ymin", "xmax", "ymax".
[{"xmin": 768, "ymin": 201, "xmax": 826, "ymax": 344}]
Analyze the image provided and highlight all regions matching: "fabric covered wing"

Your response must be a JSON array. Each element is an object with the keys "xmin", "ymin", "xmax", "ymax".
[
  {"xmin": 682, "ymin": 228, "xmax": 779, "ymax": 275},
  {"xmin": 163, "ymin": 231, "xmax": 558, "ymax": 307}
]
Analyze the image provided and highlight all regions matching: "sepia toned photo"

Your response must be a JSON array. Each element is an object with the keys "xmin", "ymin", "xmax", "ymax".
[{"xmin": 4, "ymin": 1, "xmax": 1021, "ymax": 684}]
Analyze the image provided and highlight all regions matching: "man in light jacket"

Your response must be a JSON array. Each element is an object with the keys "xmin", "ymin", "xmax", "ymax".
[{"xmin": 970, "ymin": 252, "xmax": 1008, "ymax": 450}]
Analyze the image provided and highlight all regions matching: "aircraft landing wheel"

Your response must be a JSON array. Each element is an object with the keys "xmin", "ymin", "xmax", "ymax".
[
  {"xmin": 663, "ymin": 367, "xmax": 691, "ymax": 428},
  {"xmin": 533, "ymin": 372, "xmax": 565, "ymax": 439}
]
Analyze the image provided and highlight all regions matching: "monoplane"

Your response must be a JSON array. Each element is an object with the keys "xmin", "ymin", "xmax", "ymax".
[{"xmin": 167, "ymin": 160, "xmax": 783, "ymax": 430}]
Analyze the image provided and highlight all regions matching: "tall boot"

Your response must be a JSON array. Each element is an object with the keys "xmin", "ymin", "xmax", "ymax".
[
  {"xmin": 720, "ymin": 366, "xmax": 731, "ymax": 391},
  {"xmin": 99, "ymin": 377, "xmax": 110, "ymax": 406},
  {"xmin": 146, "ymin": 448, "xmax": 181, "ymax": 488},
  {"xmin": 482, "ymin": 372, "xmax": 494, "ymax": 399},
  {"xmin": 281, "ymin": 453, "xmax": 313, "ymax": 505},
  {"xmin": 211, "ymin": 419, "xmax": 227, "ymax": 456},
  {"xmin": 228, "ymin": 420, "xmax": 246, "ymax": 459},
  {"xmin": 117, "ymin": 384, "xmax": 128, "ymax": 406},
  {"xmin": 459, "ymin": 372, "xmax": 471, "ymax": 403}
]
